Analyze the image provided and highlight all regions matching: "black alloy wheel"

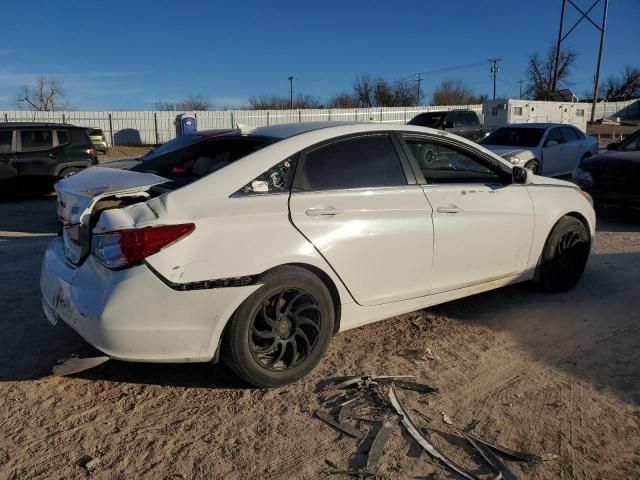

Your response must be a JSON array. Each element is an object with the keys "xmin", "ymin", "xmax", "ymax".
[{"xmin": 249, "ymin": 288, "xmax": 321, "ymax": 371}]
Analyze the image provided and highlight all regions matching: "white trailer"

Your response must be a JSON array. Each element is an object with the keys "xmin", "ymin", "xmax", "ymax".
[{"xmin": 482, "ymin": 99, "xmax": 589, "ymax": 132}]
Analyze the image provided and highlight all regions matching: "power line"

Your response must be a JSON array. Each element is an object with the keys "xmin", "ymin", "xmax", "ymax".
[{"xmin": 401, "ymin": 60, "xmax": 488, "ymax": 81}]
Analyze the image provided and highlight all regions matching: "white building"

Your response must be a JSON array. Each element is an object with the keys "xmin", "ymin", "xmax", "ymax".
[{"xmin": 482, "ymin": 99, "xmax": 589, "ymax": 132}]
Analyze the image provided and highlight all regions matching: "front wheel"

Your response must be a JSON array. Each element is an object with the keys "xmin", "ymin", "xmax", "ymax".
[
  {"xmin": 537, "ymin": 216, "xmax": 590, "ymax": 292},
  {"xmin": 58, "ymin": 167, "xmax": 82, "ymax": 178},
  {"xmin": 222, "ymin": 266, "xmax": 334, "ymax": 388},
  {"xmin": 524, "ymin": 160, "xmax": 540, "ymax": 174}
]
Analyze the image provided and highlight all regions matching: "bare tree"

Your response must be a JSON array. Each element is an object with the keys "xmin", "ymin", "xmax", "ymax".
[
  {"xmin": 352, "ymin": 74, "xmax": 418, "ymax": 107},
  {"xmin": 155, "ymin": 94, "xmax": 212, "ymax": 111},
  {"xmin": 600, "ymin": 66, "xmax": 640, "ymax": 101},
  {"xmin": 391, "ymin": 78, "xmax": 420, "ymax": 106},
  {"xmin": 180, "ymin": 94, "xmax": 212, "ymax": 111},
  {"xmin": 15, "ymin": 77, "xmax": 71, "ymax": 111},
  {"xmin": 431, "ymin": 79, "xmax": 486, "ymax": 105},
  {"xmin": 353, "ymin": 74, "xmax": 378, "ymax": 107},
  {"xmin": 327, "ymin": 92, "xmax": 359, "ymax": 108},
  {"xmin": 526, "ymin": 43, "xmax": 577, "ymax": 100},
  {"xmin": 154, "ymin": 100, "xmax": 178, "ymax": 111}
]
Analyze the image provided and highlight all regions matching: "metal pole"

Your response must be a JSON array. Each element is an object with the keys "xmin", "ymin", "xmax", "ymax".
[
  {"xmin": 288, "ymin": 76, "xmax": 294, "ymax": 109},
  {"xmin": 4, "ymin": 113, "xmax": 8, "ymax": 122},
  {"xmin": 108, "ymin": 113, "xmax": 114, "ymax": 147},
  {"xmin": 590, "ymin": 0, "xmax": 608, "ymax": 123},
  {"xmin": 154, "ymin": 112, "xmax": 159, "ymax": 145},
  {"xmin": 552, "ymin": 0, "xmax": 567, "ymax": 94},
  {"xmin": 518, "ymin": 80, "xmax": 524, "ymax": 99},
  {"xmin": 489, "ymin": 59, "xmax": 501, "ymax": 99},
  {"xmin": 415, "ymin": 74, "xmax": 424, "ymax": 106}
]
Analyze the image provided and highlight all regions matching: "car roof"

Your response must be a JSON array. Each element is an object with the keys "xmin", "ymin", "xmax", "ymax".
[
  {"xmin": 241, "ymin": 121, "xmax": 360, "ymax": 139},
  {"xmin": 0, "ymin": 122, "xmax": 80, "ymax": 129},
  {"xmin": 414, "ymin": 110, "xmax": 472, "ymax": 115},
  {"xmin": 496, "ymin": 123, "xmax": 569, "ymax": 129}
]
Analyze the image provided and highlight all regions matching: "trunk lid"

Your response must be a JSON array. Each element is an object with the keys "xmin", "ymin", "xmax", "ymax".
[{"xmin": 55, "ymin": 166, "xmax": 168, "ymax": 264}]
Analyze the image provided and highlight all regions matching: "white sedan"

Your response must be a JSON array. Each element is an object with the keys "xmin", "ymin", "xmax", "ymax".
[
  {"xmin": 481, "ymin": 123, "xmax": 598, "ymax": 176},
  {"xmin": 41, "ymin": 122, "xmax": 595, "ymax": 387}
]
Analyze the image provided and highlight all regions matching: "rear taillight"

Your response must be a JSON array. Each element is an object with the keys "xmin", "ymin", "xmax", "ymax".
[
  {"xmin": 87, "ymin": 147, "xmax": 97, "ymax": 158},
  {"xmin": 93, "ymin": 223, "xmax": 195, "ymax": 269}
]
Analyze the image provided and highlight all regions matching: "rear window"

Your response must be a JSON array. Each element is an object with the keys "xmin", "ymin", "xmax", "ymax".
[
  {"xmin": 20, "ymin": 130, "xmax": 53, "ymax": 151},
  {"xmin": 141, "ymin": 134, "xmax": 204, "ymax": 162},
  {"xmin": 481, "ymin": 127, "xmax": 545, "ymax": 148},
  {"xmin": 88, "ymin": 129, "xmax": 103, "ymax": 137},
  {"xmin": 408, "ymin": 113, "xmax": 445, "ymax": 128},
  {"xmin": 134, "ymin": 136, "xmax": 273, "ymax": 180}
]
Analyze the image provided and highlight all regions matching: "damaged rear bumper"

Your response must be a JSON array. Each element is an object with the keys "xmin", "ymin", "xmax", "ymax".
[{"xmin": 40, "ymin": 238, "xmax": 259, "ymax": 363}]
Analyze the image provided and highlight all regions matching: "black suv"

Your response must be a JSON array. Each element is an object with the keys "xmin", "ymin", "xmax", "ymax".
[
  {"xmin": 408, "ymin": 110, "xmax": 484, "ymax": 141},
  {"xmin": 0, "ymin": 123, "xmax": 98, "ymax": 181}
]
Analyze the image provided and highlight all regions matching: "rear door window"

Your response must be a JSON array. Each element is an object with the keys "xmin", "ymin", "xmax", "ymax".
[
  {"xmin": 560, "ymin": 127, "xmax": 578, "ymax": 142},
  {"xmin": 20, "ymin": 130, "xmax": 53, "ymax": 151},
  {"xmin": 56, "ymin": 130, "xmax": 69, "ymax": 145},
  {"xmin": 0, "ymin": 131, "xmax": 12, "ymax": 154},
  {"xmin": 545, "ymin": 128, "xmax": 564, "ymax": 145},
  {"xmin": 293, "ymin": 134, "xmax": 407, "ymax": 191}
]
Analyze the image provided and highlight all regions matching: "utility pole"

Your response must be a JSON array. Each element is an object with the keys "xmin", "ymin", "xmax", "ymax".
[
  {"xmin": 288, "ymin": 76, "xmax": 294, "ymax": 109},
  {"xmin": 489, "ymin": 58, "xmax": 501, "ymax": 99},
  {"xmin": 591, "ymin": 0, "xmax": 608, "ymax": 123},
  {"xmin": 552, "ymin": 0, "xmax": 567, "ymax": 94},
  {"xmin": 415, "ymin": 74, "xmax": 424, "ymax": 106},
  {"xmin": 517, "ymin": 80, "xmax": 524, "ymax": 99}
]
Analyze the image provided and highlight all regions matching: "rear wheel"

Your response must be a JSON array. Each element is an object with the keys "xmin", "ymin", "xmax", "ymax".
[
  {"xmin": 222, "ymin": 266, "xmax": 334, "ymax": 388},
  {"xmin": 524, "ymin": 159, "xmax": 540, "ymax": 174},
  {"xmin": 537, "ymin": 216, "xmax": 590, "ymax": 292}
]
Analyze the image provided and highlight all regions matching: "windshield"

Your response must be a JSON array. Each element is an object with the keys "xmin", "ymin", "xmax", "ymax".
[
  {"xmin": 481, "ymin": 127, "xmax": 545, "ymax": 148},
  {"xmin": 408, "ymin": 113, "xmax": 445, "ymax": 128},
  {"xmin": 88, "ymin": 129, "xmax": 103, "ymax": 136},
  {"xmin": 141, "ymin": 134, "xmax": 204, "ymax": 161},
  {"xmin": 619, "ymin": 129, "xmax": 640, "ymax": 151}
]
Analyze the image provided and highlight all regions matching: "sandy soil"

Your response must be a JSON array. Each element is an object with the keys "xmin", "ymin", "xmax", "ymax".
[{"xmin": 0, "ymin": 196, "xmax": 639, "ymax": 479}]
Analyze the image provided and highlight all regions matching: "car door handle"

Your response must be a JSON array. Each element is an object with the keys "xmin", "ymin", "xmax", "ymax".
[
  {"xmin": 437, "ymin": 205, "xmax": 462, "ymax": 214},
  {"xmin": 305, "ymin": 206, "xmax": 343, "ymax": 217},
  {"xmin": 48, "ymin": 153, "xmax": 56, "ymax": 159}
]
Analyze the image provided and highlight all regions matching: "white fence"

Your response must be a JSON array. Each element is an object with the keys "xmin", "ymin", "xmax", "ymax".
[
  {"xmin": 1, "ymin": 99, "xmax": 637, "ymax": 146},
  {"xmin": 0, "ymin": 105, "xmax": 482, "ymax": 146}
]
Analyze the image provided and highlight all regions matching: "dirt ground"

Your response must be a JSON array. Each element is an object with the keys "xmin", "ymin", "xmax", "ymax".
[{"xmin": 0, "ymin": 190, "xmax": 639, "ymax": 479}]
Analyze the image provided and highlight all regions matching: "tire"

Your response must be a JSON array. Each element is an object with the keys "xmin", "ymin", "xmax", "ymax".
[
  {"xmin": 524, "ymin": 160, "xmax": 540, "ymax": 174},
  {"xmin": 222, "ymin": 266, "xmax": 334, "ymax": 388},
  {"xmin": 58, "ymin": 167, "xmax": 82, "ymax": 178},
  {"xmin": 537, "ymin": 216, "xmax": 590, "ymax": 292}
]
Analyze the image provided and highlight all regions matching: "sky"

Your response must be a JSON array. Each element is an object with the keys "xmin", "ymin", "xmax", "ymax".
[{"xmin": 0, "ymin": 0, "xmax": 638, "ymax": 111}]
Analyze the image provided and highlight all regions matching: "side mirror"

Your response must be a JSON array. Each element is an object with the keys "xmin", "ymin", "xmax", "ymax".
[
  {"xmin": 606, "ymin": 142, "xmax": 620, "ymax": 151},
  {"xmin": 545, "ymin": 139, "xmax": 559, "ymax": 148},
  {"xmin": 512, "ymin": 166, "xmax": 528, "ymax": 184}
]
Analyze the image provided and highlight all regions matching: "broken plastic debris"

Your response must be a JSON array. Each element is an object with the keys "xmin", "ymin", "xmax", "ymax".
[
  {"xmin": 464, "ymin": 432, "xmax": 542, "ymax": 463},
  {"xmin": 365, "ymin": 418, "xmax": 399, "ymax": 471},
  {"xmin": 315, "ymin": 410, "xmax": 363, "ymax": 438},
  {"xmin": 440, "ymin": 411, "xmax": 453, "ymax": 425},
  {"xmin": 388, "ymin": 384, "xmax": 478, "ymax": 480},
  {"xmin": 462, "ymin": 432, "xmax": 518, "ymax": 480},
  {"xmin": 53, "ymin": 356, "xmax": 110, "ymax": 376}
]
